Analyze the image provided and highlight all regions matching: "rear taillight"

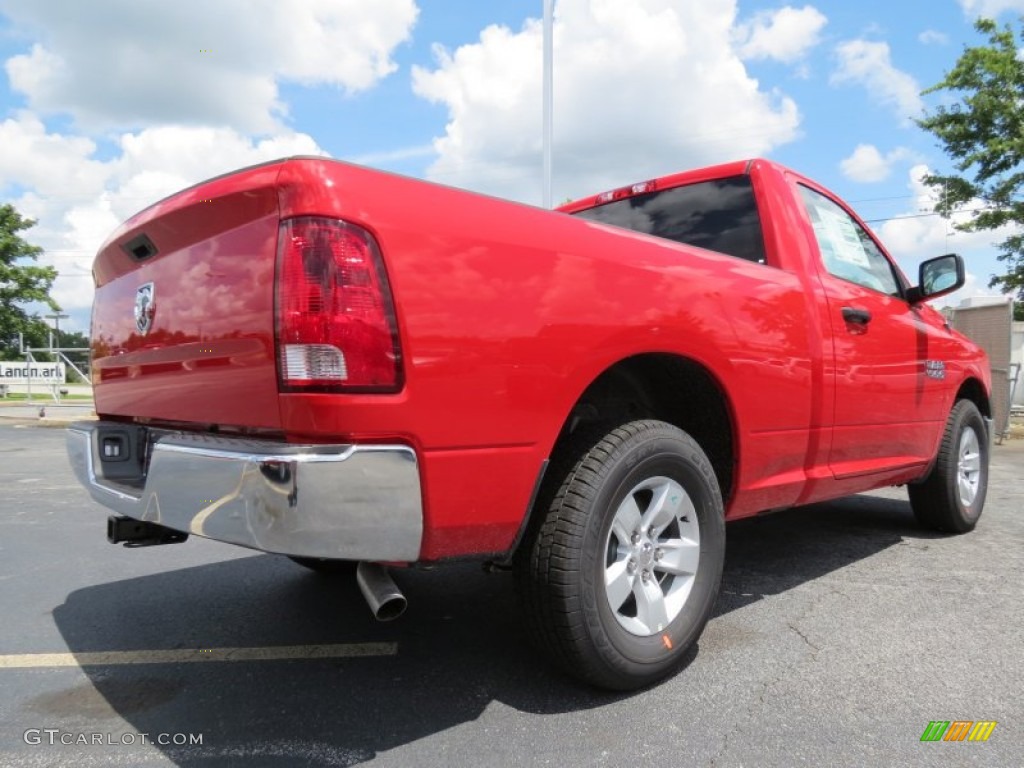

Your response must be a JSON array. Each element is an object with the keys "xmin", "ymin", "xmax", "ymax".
[{"xmin": 275, "ymin": 217, "xmax": 401, "ymax": 392}]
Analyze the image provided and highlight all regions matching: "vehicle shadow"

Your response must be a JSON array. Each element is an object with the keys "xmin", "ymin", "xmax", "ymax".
[{"xmin": 49, "ymin": 491, "xmax": 931, "ymax": 766}]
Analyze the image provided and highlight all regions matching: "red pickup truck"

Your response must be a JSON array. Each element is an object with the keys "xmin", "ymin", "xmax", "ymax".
[{"xmin": 67, "ymin": 157, "xmax": 991, "ymax": 690}]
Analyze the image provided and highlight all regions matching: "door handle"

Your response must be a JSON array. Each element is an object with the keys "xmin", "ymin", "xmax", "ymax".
[{"xmin": 841, "ymin": 306, "xmax": 871, "ymax": 325}]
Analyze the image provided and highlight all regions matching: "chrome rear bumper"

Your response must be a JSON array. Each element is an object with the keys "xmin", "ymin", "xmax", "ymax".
[{"xmin": 66, "ymin": 422, "xmax": 423, "ymax": 561}]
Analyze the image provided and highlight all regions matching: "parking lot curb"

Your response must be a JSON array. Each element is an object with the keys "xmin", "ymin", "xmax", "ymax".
[{"xmin": 0, "ymin": 403, "xmax": 96, "ymax": 428}]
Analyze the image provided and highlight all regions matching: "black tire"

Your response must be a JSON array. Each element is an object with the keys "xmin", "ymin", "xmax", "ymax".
[
  {"xmin": 514, "ymin": 420, "xmax": 725, "ymax": 690},
  {"xmin": 287, "ymin": 556, "xmax": 358, "ymax": 574},
  {"xmin": 909, "ymin": 400, "xmax": 988, "ymax": 533}
]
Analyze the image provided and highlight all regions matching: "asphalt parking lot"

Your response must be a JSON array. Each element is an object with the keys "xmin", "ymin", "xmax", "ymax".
[{"xmin": 0, "ymin": 423, "xmax": 1020, "ymax": 767}]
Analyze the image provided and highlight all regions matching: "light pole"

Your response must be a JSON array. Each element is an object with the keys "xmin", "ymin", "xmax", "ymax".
[{"xmin": 542, "ymin": 0, "xmax": 553, "ymax": 209}]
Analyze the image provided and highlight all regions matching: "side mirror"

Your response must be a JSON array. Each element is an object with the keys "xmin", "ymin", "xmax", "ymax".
[{"xmin": 907, "ymin": 253, "xmax": 965, "ymax": 304}]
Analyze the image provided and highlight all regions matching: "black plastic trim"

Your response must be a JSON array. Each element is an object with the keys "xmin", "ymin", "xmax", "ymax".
[{"xmin": 121, "ymin": 233, "xmax": 158, "ymax": 262}]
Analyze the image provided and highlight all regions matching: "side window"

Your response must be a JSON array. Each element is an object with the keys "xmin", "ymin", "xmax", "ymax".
[
  {"xmin": 797, "ymin": 184, "xmax": 901, "ymax": 296},
  {"xmin": 573, "ymin": 176, "xmax": 767, "ymax": 264}
]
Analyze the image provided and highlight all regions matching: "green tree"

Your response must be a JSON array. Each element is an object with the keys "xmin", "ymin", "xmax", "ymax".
[
  {"xmin": 917, "ymin": 17, "xmax": 1024, "ymax": 295},
  {"xmin": 59, "ymin": 329, "xmax": 90, "ymax": 349},
  {"xmin": 0, "ymin": 204, "xmax": 60, "ymax": 359},
  {"xmin": 56, "ymin": 329, "xmax": 91, "ymax": 382}
]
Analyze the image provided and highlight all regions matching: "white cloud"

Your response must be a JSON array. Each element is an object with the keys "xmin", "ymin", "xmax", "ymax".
[
  {"xmin": 879, "ymin": 165, "xmax": 1007, "ymax": 256},
  {"xmin": 918, "ymin": 29, "xmax": 949, "ymax": 45},
  {"xmin": 0, "ymin": 116, "xmax": 326, "ymax": 326},
  {"xmin": 877, "ymin": 164, "xmax": 1020, "ymax": 300},
  {"xmin": 412, "ymin": 0, "xmax": 802, "ymax": 204},
  {"xmin": 840, "ymin": 143, "xmax": 910, "ymax": 183},
  {"xmin": 736, "ymin": 5, "xmax": 828, "ymax": 63},
  {"xmin": 0, "ymin": 0, "xmax": 418, "ymax": 132},
  {"xmin": 0, "ymin": 111, "xmax": 107, "ymax": 198},
  {"xmin": 957, "ymin": 0, "xmax": 1024, "ymax": 18},
  {"xmin": 831, "ymin": 39, "xmax": 924, "ymax": 122}
]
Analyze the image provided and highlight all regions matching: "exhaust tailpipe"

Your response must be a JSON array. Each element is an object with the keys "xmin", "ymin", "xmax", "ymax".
[{"xmin": 356, "ymin": 562, "xmax": 407, "ymax": 621}]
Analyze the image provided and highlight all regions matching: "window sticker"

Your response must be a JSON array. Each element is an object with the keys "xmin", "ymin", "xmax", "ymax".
[{"xmin": 815, "ymin": 205, "xmax": 871, "ymax": 268}]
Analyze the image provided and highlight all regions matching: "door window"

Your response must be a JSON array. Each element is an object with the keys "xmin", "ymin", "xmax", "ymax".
[{"xmin": 797, "ymin": 185, "xmax": 902, "ymax": 296}]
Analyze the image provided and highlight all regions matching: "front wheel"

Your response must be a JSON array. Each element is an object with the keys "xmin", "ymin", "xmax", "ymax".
[
  {"xmin": 515, "ymin": 420, "xmax": 725, "ymax": 690},
  {"xmin": 909, "ymin": 400, "xmax": 989, "ymax": 533}
]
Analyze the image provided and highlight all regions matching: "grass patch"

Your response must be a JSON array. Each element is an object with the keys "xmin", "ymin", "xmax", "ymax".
[{"xmin": 0, "ymin": 392, "xmax": 93, "ymax": 402}]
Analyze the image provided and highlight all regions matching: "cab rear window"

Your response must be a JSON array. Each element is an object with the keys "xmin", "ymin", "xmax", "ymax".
[{"xmin": 573, "ymin": 176, "xmax": 767, "ymax": 264}]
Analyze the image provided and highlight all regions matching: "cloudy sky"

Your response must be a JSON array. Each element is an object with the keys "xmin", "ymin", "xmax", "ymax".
[{"xmin": 1, "ymin": 0, "xmax": 1022, "ymax": 333}]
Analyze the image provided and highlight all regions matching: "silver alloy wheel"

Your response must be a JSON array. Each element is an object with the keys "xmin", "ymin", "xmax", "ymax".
[
  {"xmin": 603, "ymin": 476, "xmax": 700, "ymax": 636},
  {"xmin": 957, "ymin": 426, "xmax": 981, "ymax": 507}
]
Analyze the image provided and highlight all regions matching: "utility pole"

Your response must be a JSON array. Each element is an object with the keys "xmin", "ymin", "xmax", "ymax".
[
  {"xmin": 44, "ymin": 312, "xmax": 69, "ymax": 352},
  {"xmin": 542, "ymin": 0, "xmax": 554, "ymax": 209},
  {"xmin": 43, "ymin": 312, "xmax": 70, "ymax": 403}
]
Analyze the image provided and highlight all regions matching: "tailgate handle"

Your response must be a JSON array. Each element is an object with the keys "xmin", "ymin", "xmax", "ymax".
[
  {"xmin": 841, "ymin": 306, "xmax": 871, "ymax": 325},
  {"xmin": 122, "ymin": 233, "xmax": 158, "ymax": 262}
]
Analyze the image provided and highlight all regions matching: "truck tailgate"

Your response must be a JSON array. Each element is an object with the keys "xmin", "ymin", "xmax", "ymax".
[{"xmin": 91, "ymin": 161, "xmax": 286, "ymax": 430}]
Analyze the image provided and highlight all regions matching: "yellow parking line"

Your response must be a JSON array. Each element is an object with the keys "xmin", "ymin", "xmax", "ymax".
[{"xmin": 0, "ymin": 642, "xmax": 397, "ymax": 668}]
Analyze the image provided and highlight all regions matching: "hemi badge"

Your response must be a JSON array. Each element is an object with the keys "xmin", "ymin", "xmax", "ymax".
[{"xmin": 925, "ymin": 360, "xmax": 946, "ymax": 380}]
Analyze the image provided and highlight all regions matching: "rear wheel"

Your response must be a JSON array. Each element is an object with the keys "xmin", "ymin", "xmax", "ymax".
[
  {"xmin": 515, "ymin": 420, "xmax": 725, "ymax": 690},
  {"xmin": 909, "ymin": 400, "xmax": 988, "ymax": 533}
]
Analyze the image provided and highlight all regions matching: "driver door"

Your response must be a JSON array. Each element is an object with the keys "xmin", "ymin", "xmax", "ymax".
[{"xmin": 796, "ymin": 183, "xmax": 943, "ymax": 477}]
